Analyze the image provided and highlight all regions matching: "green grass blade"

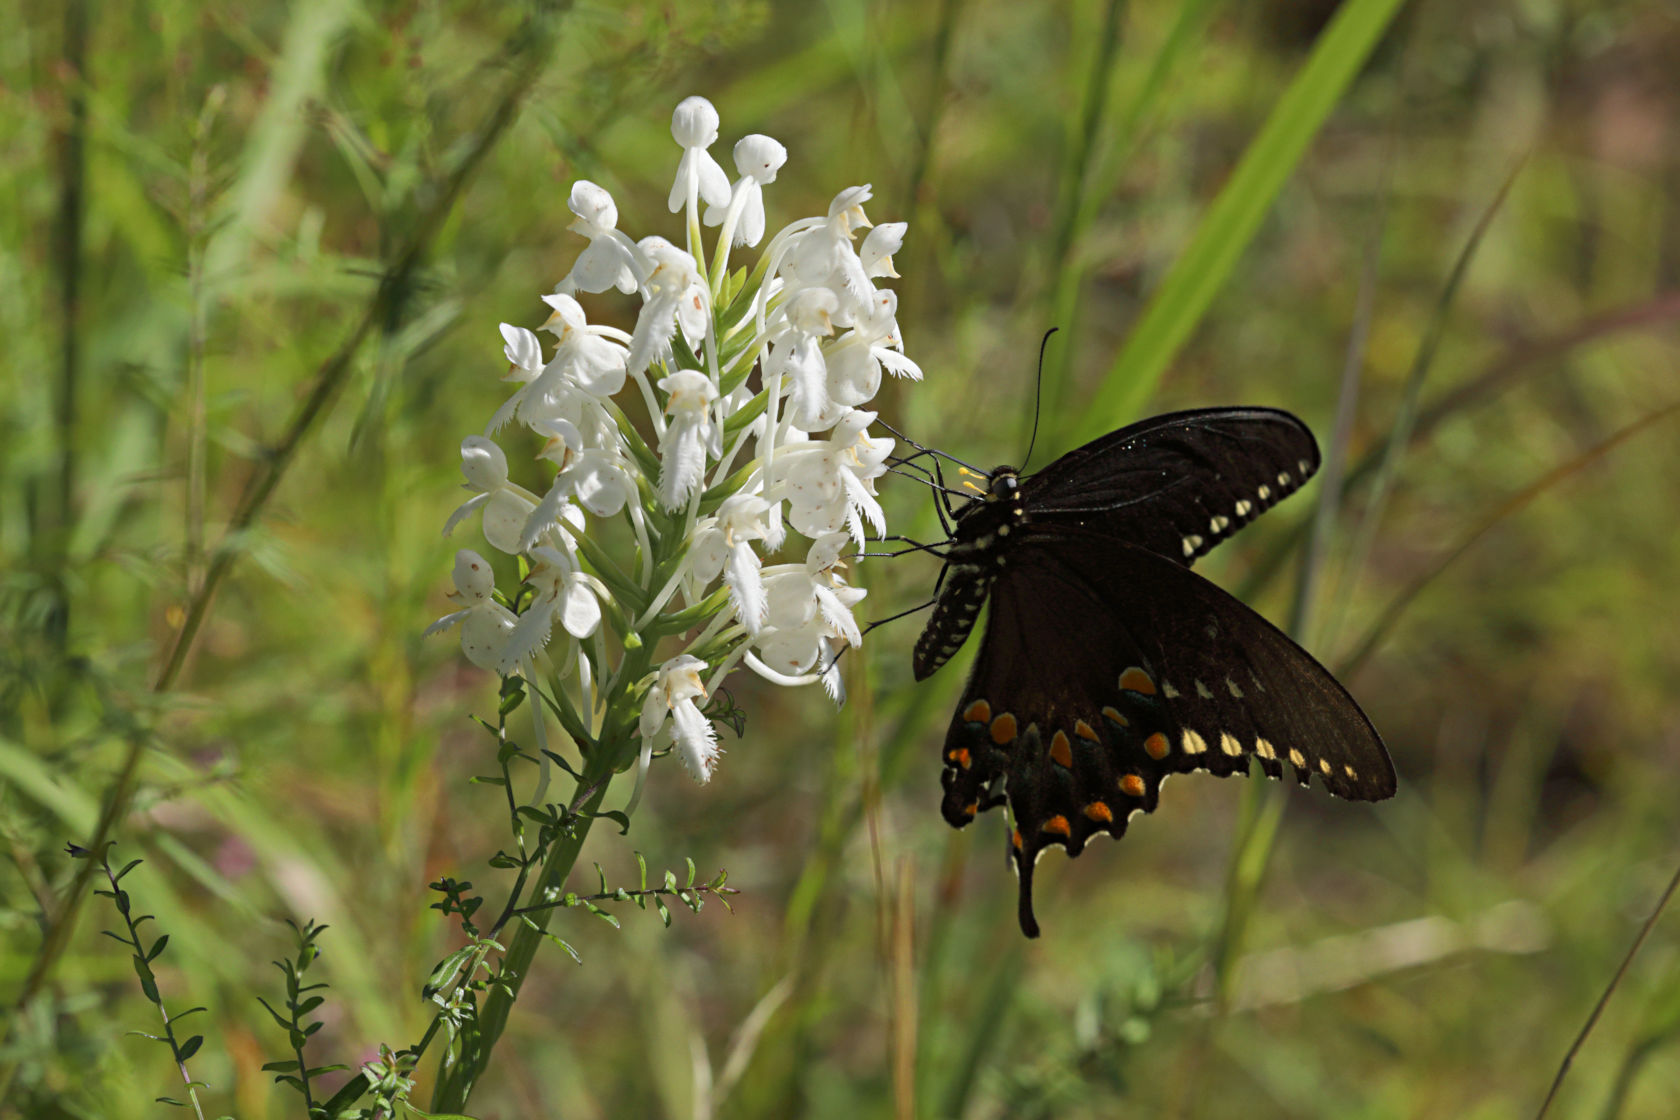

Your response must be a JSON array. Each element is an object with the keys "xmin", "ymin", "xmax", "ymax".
[{"xmin": 1076, "ymin": 0, "xmax": 1408, "ymax": 438}]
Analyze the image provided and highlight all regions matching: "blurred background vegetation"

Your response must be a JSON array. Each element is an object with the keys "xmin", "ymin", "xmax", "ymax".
[{"xmin": 4, "ymin": 0, "xmax": 1680, "ymax": 1116}]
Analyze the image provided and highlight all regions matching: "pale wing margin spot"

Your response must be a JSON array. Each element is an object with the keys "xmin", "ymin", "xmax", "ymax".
[
  {"xmin": 1219, "ymin": 732, "xmax": 1243, "ymax": 757},
  {"xmin": 1195, "ymin": 680, "xmax": 1214, "ymax": 699},
  {"xmin": 1255, "ymin": 738, "xmax": 1277, "ymax": 761},
  {"xmin": 1225, "ymin": 676, "xmax": 1244, "ymax": 698},
  {"xmin": 1236, "ymin": 499, "xmax": 1253, "ymax": 517},
  {"xmin": 1181, "ymin": 729, "xmax": 1209, "ymax": 755}
]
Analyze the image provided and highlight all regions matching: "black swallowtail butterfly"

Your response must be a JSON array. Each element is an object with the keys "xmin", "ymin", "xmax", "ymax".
[{"xmin": 912, "ymin": 407, "xmax": 1395, "ymax": 937}]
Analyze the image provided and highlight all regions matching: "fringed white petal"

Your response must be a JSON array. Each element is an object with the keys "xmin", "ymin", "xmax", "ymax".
[
  {"xmin": 814, "ymin": 584, "xmax": 863, "ymax": 648},
  {"xmin": 659, "ymin": 419, "xmax": 707, "ymax": 509},
  {"xmin": 503, "ymin": 598, "xmax": 557, "ymax": 668},
  {"xmin": 672, "ymin": 700, "xmax": 721, "ymax": 783},
  {"xmin": 726, "ymin": 540, "xmax": 767, "ymax": 635}
]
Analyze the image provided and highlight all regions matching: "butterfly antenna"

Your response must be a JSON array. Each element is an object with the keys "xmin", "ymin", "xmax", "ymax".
[
  {"xmin": 1020, "ymin": 327, "xmax": 1058, "ymax": 474},
  {"xmin": 875, "ymin": 418, "xmax": 983, "ymax": 473}
]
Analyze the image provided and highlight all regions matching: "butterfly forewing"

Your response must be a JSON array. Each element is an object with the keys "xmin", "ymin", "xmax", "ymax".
[
  {"xmin": 1017, "ymin": 407, "xmax": 1320, "ymax": 565},
  {"xmin": 920, "ymin": 407, "xmax": 1395, "ymax": 938}
]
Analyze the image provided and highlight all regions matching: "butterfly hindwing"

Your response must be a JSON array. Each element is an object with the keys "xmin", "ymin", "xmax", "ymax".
[{"xmin": 938, "ymin": 536, "xmax": 1393, "ymax": 937}]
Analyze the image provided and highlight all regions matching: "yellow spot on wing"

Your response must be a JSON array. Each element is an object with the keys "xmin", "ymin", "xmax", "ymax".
[
  {"xmin": 1288, "ymin": 747, "xmax": 1307, "ymax": 769},
  {"xmin": 990, "ymin": 712, "xmax": 1017, "ymax": 744},
  {"xmin": 1118, "ymin": 667, "xmax": 1157, "ymax": 695},
  {"xmin": 1343, "ymin": 764, "xmax": 1358, "ymax": 780},
  {"xmin": 1255, "ymin": 738, "xmax": 1277, "ymax": 761},
  {"xmin": 1220, "ymin": 732, "xmax": 1243, "ymax": 757},
  {"xmin": 1049, "ymin": 731, "xmax": 1073, "ymax": 769},
  {"xmin": 1182, "ymin": 729, "xmax": 1208, "ymax": 755},
  {"xmin": 962, "ymin": 699, "xmax": 992, "ymax": 724},
  {"xmin": 1319, "ymin": 757, "xmax": 1333, "ymax": 776}
]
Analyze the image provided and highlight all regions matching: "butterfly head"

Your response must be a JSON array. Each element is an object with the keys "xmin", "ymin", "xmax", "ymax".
[{"xmin": 985, "ymin": 468, "xmax": 1020, "ymax": 502}]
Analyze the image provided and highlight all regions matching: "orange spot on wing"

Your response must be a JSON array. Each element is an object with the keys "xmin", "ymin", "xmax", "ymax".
[
  {"xmin": 989, "ymin": 712, "xmax": 1018, "ymax": 744},
  {"xmin": 1119, "ymin": 667, "xmax": 1157, "ymax": 695},
  {"xmin": 1011, "ymin": 827, "xmax": 1023, "ymax": 851},
  {"xmin": 1083, "ymin": 801, "xmax": 1114, "ymax": 823},
  {"xmin": 1120, "ymin": 773, "xmax": 1147, "ymax": 798},
  {"xmin": 962, "ymin": 699, "xmax": 991, "ymax": 724},
  {"xmin": 963, "ymin": 801, "xmax": 979, "ymax": 817},
  {"xmin": 1049, "ymin": 731, "xmax": 1073, "ymax": 768},
  {"xmin": 947, "ymin": 747, "xmax": 971, "ymax": 770},
  {"xmin": 1041, "ymin": 815, "xmax": 1071, "ymax": 838},
  {"xmin": 1074, "ymin": 719, "xmax": 1100, "ymax": 742},
  {"xmin": 1101, "ymin": 705, "xmax": 1129, "ymax": 727},
  {"xmin": 1144, "ymin": 732, "xmax": 1170, "ymax": 760}
]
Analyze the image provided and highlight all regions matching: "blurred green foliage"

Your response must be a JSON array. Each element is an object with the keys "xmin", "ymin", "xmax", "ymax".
[{"xmin": 4, "ymin": 0, "xmax": 1680, "ymax": 1116}]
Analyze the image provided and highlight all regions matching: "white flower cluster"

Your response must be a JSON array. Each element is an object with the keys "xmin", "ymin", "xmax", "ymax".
[{"xmin": 428, "ymin": 96, "xmax": 919, "ymax": 785}]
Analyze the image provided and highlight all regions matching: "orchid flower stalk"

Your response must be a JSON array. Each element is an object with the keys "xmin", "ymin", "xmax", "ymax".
[
  {"xmin": 423, "ymin": 102, "xmax": 918, "ymax": 1102},
  {"xmin": 431, "ymin": 96, "xmax": 917, "ymax": 789}
]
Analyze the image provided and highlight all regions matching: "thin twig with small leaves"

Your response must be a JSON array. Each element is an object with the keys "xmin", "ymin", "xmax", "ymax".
[
  {"xmin": 71, "ymin": 844, "xmax": 209, "ymax": 1119},
  {"xmin": 256, "ymin": 919, "xmax": 348, "ymax": 1117},
  {"xmin": 512, "ymin": 855, "xmax": 737, "ymax": 930}
]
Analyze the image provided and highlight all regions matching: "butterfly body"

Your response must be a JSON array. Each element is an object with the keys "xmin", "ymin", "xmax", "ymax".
[
  {"xmin": 915, "ymin": 408, "xmax": 1395, "ymax": 937},
  {"xmin": 912, "ymin": 467, "xmax": 1022, "ymax": 680}
]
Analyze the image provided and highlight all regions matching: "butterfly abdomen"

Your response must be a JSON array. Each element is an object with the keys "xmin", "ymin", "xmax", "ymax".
[
  {"xmin": 912, "ymin": 564, "xmax": 991, "ymax": 680},
  {"xmin": 913, "ymin": 484, "xmax": 1026, "ymax": 680}
]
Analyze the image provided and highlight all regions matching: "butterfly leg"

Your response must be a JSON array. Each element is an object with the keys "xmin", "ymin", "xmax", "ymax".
[{"xmin": 885, "ymin": 451, "xmax": 962, "ymax": 534}]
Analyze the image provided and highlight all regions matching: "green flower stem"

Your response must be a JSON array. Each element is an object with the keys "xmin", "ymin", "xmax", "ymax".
[
  {"xmin": 431, "ymin": 758, "xmax": 615, "ymax": 1111},
  {"xmin": 433, "ymin": 630, "xmax": 651, "ymax": 1111}
]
